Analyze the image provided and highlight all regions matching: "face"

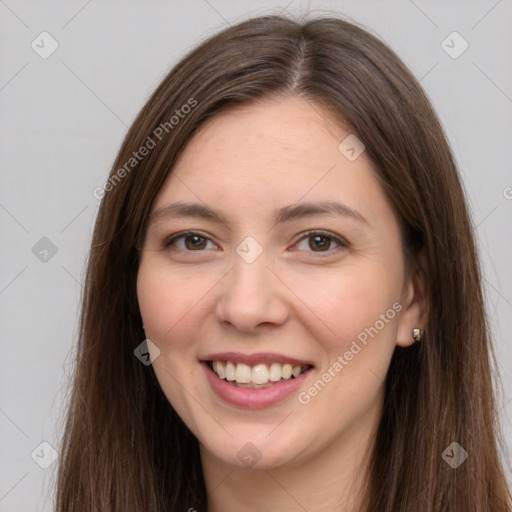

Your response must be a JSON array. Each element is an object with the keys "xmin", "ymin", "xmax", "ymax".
[{"xmin": 137, "ymin": 95, "xmax": 422, "ymax": 471}]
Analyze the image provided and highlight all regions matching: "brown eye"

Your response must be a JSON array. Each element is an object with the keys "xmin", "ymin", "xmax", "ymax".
[
  {"xmin": 163, "ymin": 231, "xmax": 216, "ymax": 251},
  {"xmin": 295, "ymin": 231, "xmax": 347, "ymax": 255},
  {"xmin": 184, "ymin": 234, "xmax": 207, "ymax": 250},
  {"xmin": 308, "ymin": 234, "xmax": 331, "ymax": 252}
]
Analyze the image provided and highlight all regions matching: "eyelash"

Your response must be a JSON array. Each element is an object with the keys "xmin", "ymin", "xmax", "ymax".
[{"xmin": 162, "ymin": 230, "xmax": 348, "ymax": 256}]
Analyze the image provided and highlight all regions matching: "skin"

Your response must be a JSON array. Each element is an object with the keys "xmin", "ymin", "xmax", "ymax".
[{"xmin": 137, "ymin": 95, "xmax": 427, "ymax": 511}]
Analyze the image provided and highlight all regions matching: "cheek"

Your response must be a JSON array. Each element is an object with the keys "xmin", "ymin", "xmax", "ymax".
[
  {"xmin": 295, "ymin": 270, "xmax": 400, "ymax": 416},
  {"xmin": 136, "ymin": 260, "xmax": 211, "ymax": 417},
  {"xmin": 308, "ymin": 268, "xmax": 396, "ymax": 328},
  {"xmin": 136, "ymin": 259, "xmax": 212, "ymax": 350},
  {"xmin": 292, "ymin": 263, "xmax": 402, "ymax": 371}
]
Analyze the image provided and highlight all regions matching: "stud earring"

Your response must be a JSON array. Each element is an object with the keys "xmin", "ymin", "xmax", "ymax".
[{"xmin": 412, "ymin": 328, "xmax": 423, "ymax": 342}]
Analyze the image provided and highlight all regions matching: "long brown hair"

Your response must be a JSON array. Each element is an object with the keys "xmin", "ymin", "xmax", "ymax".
[{"xmin": 56, "ymin": 13, "xmax": 511, "ymax": 511}]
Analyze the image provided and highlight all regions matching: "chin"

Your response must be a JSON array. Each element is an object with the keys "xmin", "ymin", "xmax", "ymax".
[{"xmin": 198, "ymin": 424, "xmax": 311, "ymax": 471}]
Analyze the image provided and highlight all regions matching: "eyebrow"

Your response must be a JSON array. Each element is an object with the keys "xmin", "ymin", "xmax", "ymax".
[{"xmin": 148, "ymin": 200, "xmax": 368, "ymax": 228}]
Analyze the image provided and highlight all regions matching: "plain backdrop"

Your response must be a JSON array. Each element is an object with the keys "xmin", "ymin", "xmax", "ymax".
[{"xmin": 1, "ymin": 0, "xmax": 511, "ymax": 510}]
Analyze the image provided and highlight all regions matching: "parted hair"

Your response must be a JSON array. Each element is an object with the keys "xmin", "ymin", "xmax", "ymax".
[{"xmin": 56, "ymin": 13, "xmax": 511, "ymax": 511}]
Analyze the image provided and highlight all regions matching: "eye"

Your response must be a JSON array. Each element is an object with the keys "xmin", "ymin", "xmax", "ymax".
[
  {"xmin": 162, "ymin": 230, "xmax": 348, "ymax": 255},
  {"xmin": 163, "ymin": 231, "xmax": 218, "ymax": 251},
  {"xmin": 293, "ymin": 230, "xmax": 348, "ymax": 254}
]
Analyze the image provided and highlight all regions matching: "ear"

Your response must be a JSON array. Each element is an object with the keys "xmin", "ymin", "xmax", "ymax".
[{"xmin": 396, "ymin": 253, "xmax": 428, "ymax": 348}]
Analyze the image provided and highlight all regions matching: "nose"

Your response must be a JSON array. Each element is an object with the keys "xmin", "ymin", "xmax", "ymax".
[{"xmin": 215, "ymin": 252, "xmax": 289, "ymax": 333}]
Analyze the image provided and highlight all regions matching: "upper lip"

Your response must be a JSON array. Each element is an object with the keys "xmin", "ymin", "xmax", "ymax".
[{"xmin": 201, "ymin": 352, "xmax": 314, "ymax": 367}]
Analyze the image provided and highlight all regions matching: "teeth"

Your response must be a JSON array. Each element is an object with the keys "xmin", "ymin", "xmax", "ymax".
[
  {"xmin": 210, "ymin": 361, "xmax": 307, "ymax": 385},
  {"xmin": 269, "ymin": 362, "xmax": 282, "ymax": 382},
  {"xmin": 292, "ymin": 365, "xmax": 302, "ymax": 378},
  {"xmin": 281, "ymin": 363, "xmax": 293, "ymax": 379},
  {"xmin": 225, "ymin": 361, "xmax": 236, "ymax": 381},
  {"xmin": 251, "ymin": 364, "xmax": 269, "ymax": 384},
  {"xmin": 235, "ymin": 363, "xmax": 251, "ymax": 384},
  {"xmin": 212, "ymin": 361, "xmax": 225, "ymax": 379}
]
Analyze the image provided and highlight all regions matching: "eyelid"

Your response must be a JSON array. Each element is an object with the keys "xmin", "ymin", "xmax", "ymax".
[
  {"xmin": 163, "ymin": 230, "xmax": 218, "ymax": 249},
  {"xmin": 163, "ymin": 229, "xmax": 348, "ymax": 254},
  {"xmin": 292, "ymin": 229, "xmax": 348, "ymax": 254}
]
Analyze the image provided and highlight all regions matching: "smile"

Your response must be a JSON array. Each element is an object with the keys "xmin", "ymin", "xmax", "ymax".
[
  {"xmin": 201, "ymin": 353, "xmax": 314, "ymax": 408},
  {"xmin": 208, "ymin": 360, "xmax": 311, "ymax": 388}
]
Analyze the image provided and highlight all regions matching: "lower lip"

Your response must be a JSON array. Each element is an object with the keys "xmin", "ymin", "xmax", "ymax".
[{"xmin": 202, "ymin": 363, "xmax": 312, "ymax": 409}]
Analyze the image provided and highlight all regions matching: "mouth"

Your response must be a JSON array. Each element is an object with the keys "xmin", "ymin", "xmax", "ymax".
[
  {"xmin": 200, "ymin": 352, "xmax": 315, "ymax": 408},
  {"xmin": 206, "ymin": 360, "xmax": 313, "ymax": 389}
]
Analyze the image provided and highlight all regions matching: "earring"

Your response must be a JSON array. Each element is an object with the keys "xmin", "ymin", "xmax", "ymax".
[{"xmin": 412, "ymin": 328, "xmax": 423, "ymax": 342}]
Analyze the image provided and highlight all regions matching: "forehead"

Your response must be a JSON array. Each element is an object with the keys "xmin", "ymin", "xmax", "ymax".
[
  {"xmin": 182, "ymin": 95, "xmax": 346, "ymax": 174},
  {"xmin": 150, "ymin": 96, "xmax": 395, "ymax": 232}
]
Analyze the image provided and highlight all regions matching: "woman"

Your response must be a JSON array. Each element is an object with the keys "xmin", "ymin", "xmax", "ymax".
[{"xmin": 56, "ymin": 13, "xmax": 511, "ymax": 511}]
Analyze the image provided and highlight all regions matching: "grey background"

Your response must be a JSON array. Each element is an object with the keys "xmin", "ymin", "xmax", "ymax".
[{"xmin": 1, "ymin": 0, "xmax": 511, "ymax": 509}]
